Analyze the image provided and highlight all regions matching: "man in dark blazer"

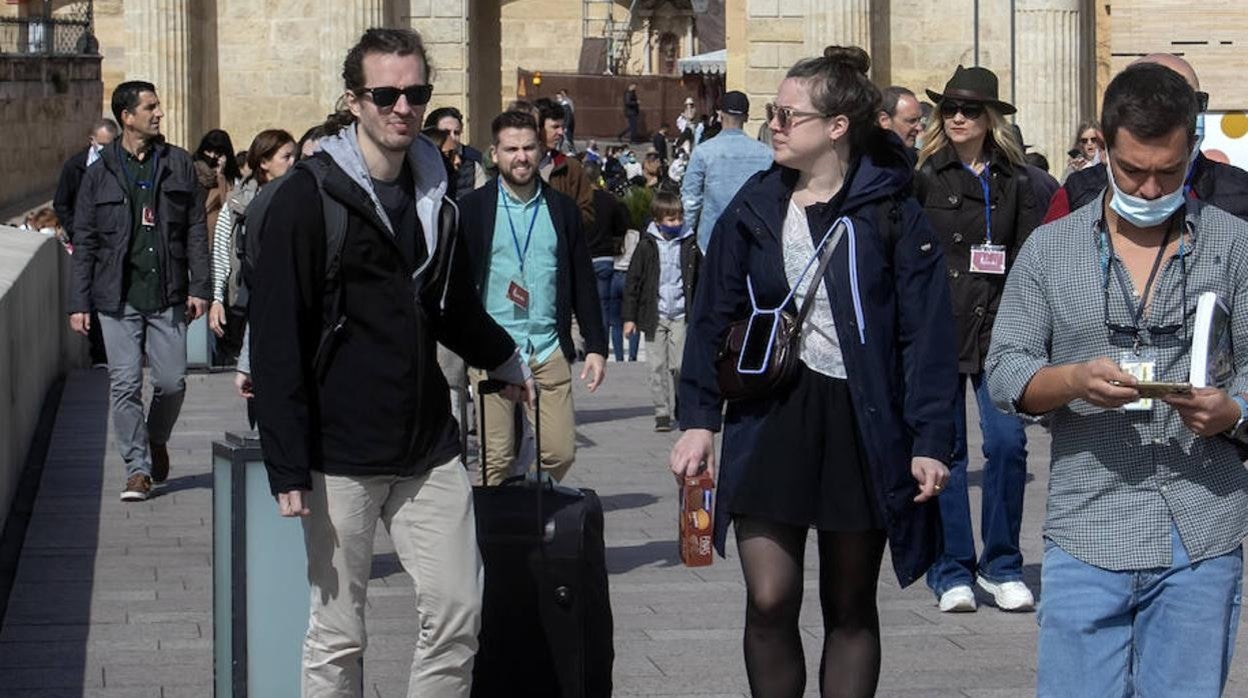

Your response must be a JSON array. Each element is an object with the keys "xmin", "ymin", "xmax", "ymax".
[
  {"xmin": 459, "ymin": 110, "xmax": 608, "ymax": 485},
  {"xmin": 54, "ymin": 117, "xmax": 119, "ymax": 243},
  {"xmin": 55, "ymin": 117, "xmax": 118, "ymax": 366}
]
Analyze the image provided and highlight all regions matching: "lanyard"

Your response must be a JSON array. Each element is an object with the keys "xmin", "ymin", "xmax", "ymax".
[
  {"xmin": 124, "ymin": 149, "xmax": 159, "ymax": 192},
  {"xmin": 499, "ymin": 180, "xmax": 542, "ymax": 273},
  {"xmin": 963, "ymin": 164, "xmax": 993, "ymax": 244},
  {"xmin": 1101, "ymin": 218, "xmax": 1181, "ymax": 342}
]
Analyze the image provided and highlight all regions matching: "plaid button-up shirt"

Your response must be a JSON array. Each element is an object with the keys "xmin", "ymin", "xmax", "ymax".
[{"xmin": 986, "ymin": 196, "xmax": 1248, "ymax": 571}]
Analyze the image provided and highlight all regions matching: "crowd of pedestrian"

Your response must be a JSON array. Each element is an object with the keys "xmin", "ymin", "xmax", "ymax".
[{"xmin": 47, "ymin": 21, "xmax": 1248, "ymax": 698}]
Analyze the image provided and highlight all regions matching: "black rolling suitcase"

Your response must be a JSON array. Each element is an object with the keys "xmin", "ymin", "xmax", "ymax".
[{"xmin": 471, "ymin": 380, "xmax": 614, "ymax": 698}]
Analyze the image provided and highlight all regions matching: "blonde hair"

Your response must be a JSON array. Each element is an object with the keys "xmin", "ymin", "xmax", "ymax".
[{"xmin": 917, "ymin": 103, "xmax": 1024, "ymax": 169}]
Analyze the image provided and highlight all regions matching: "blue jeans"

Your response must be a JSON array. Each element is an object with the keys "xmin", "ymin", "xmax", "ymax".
[
  {"xmin": 926, "ymin": 373, "xmax": 1029, "ymax": 595},
  {"xmin": 606, "ymin": 267, "xmax": 639, "ymax": 361},
  {"xmin": 1037, "ymin": 528, "xmax": 1243, "ymax": 697}
]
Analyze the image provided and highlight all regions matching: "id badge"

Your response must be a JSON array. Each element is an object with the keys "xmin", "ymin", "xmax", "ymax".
[
  {"xmin": 141, "ymin": 205, "xmax": 156, "ymax": 227},
  {"xmin": 506, "ymin": 279, "xmax": 530, "ymax": 311},
  {"xmin": 1119, "ymin": 348, "xmax": 1157, "ymax": 411},
  {"xmin": 969, "ymin": 244, "xmax": 1006, "ymax": 274}
]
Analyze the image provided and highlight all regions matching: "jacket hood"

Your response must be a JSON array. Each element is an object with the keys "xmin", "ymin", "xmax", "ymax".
[
  {"xmin": 741, "ymin": 128, "xmax": 914, "ymax": 231},
  {"xmin": 227, "ymin": 176, "xmax": 261, "ymax": 217},
  {"xmin": 318, "ymin": 124, "xmax": 447, "ymax": 277},
  {"xmin": 646, "ymin": 220, "xmax": 695, "ymax": 242},
  {"xmin": 839, "ymin": 129, "xmax": 915, "ymax": 211}
]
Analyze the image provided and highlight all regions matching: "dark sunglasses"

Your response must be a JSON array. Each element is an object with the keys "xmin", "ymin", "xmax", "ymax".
[
  {"xmin": 1079, "ymin": 136, "xmax": 1103, "ymax": 145},
  {"xmin": 764, "ymin": 103, "xmax": 829, "ymax": 130},
  {"xmin": 939, "ymin": 101, "xmax": 985, "ymax": 120},
  {"xmin": 1196, "ymin": 90, "xmax": 1210, "ymax": 112},
  {"xmin": 357, "ymin": 84, "xmax": 434, "ymax": 109}
]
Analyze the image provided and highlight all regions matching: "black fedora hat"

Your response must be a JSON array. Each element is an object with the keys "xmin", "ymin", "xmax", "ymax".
[{"xmin": 926, "ymin": 65, "xmax": 1016, "ymax": 115}]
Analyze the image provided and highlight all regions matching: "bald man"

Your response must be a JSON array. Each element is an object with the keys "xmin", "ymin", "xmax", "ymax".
[{"xmin": 1043, "ymin": 52, "xmax": 1248, "ymax": 223}]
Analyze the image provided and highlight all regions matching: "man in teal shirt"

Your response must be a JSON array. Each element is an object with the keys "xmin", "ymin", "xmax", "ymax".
[{"xmin": 462, "ymin": 111, "xmax": 609, "ymax": 485}]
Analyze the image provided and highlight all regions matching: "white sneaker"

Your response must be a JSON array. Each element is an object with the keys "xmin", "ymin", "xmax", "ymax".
[
  {"xmin": 976, "ymin": 578, "xmax": 1035, "ymax": 612},
  {"xmin": 938, "ymin": 585, "xmax": 977, "ymax": 613}
]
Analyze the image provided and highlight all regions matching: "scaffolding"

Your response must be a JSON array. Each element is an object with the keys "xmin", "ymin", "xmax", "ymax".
[{"xmin": 582, "ymin": 0, "xmax": 635, "ymax": 74}]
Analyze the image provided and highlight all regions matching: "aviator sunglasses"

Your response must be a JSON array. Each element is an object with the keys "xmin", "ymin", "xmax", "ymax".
[
  {"xmin": 939, "ymin": 100, "xmax": 985, "ymax": 120},
  {"xmin": 356, "ymin": 84, "xmax": 435, "ymax": 109}
]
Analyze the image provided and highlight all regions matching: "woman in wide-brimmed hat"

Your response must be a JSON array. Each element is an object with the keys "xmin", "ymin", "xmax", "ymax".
[{"xmin": 915, "ymin": 64, "xmax": 1046, "ymax": 616}]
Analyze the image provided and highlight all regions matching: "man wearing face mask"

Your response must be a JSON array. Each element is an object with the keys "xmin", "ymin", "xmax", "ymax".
[
  {"xmin": 1043, "ymin": 53, "xmax": 1248, "ymax": 223},
  {"xmin": 985, "ymin": 62, "xmax": 1248, "ymax": 697}
]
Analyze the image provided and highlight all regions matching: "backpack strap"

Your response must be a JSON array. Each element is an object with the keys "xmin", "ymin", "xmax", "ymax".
[{"xmin": 289, "ymin": 157, "xmax": 351, "ymax": 377}]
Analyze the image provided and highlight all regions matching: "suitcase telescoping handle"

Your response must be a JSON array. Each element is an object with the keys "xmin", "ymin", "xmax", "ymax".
[{"xmin": 478, "ymin": 379, "xmax": 546, "ymax": 544}]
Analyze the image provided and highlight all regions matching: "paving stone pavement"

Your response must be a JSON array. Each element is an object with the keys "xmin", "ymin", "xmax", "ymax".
[{"xmin": 1, "ymin": 363, "xmax": 1246, "ymax": 697}]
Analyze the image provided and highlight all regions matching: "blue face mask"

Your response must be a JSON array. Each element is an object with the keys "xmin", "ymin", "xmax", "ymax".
[
  {"xmin": 1106, "ymin": 155, "xmax": 1189, "ymax": 228},
  {"xmin": 659, "ymin": 223, "xmax": 683, "ymax": 237}
]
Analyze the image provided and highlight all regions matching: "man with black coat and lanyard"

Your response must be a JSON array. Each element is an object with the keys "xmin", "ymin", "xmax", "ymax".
[
  {"xmin": 459, "ymin": 110, "xmax": 608, "ymax": 488},
  {"xmin": 248, "ymin": 29, "xmax": 532, "ymax": 697}
]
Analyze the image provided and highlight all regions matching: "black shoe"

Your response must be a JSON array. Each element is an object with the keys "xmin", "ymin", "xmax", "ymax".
[
  {"xmin": 150, "ymin": 442, "xmax": 170, "ymax": 485},
  {"xmin": 655, "ymin": 416, "xmax": 672, "ymax": 432}
]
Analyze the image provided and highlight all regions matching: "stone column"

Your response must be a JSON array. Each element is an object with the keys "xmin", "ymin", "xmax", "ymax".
[
  {"xmin": 805, "ymin": 0, "xmax": 872, "ymax": 56},
  {"xmin": 124, "ymin": 0, "xmax": 194, "ymax": 148},
  {"xmin": 644, "ymin": 18, "xmax": 653, "ymax": 75},
  {"xmin": 1014, "ymin": 0, "xmax": 1083, "ymax": 176},
  {"xmin": 320, "ymin": 0, "xmax": 392, "ymax": 115}
]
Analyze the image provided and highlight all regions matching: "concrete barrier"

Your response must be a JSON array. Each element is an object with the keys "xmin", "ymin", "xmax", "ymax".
[{"xmin": 0, "ymin": 226, "xmax": 86, "ymax": 530}]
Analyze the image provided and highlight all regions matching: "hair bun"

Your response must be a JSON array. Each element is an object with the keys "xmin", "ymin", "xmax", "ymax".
[{"xmin": 822, "ymin": 45, "xmax": 870, "ymax": 75}]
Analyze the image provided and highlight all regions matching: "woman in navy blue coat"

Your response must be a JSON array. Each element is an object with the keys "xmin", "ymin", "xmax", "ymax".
[{"xmin": 670, "ymin": 46, "xmax": 958, "ymax": 697}]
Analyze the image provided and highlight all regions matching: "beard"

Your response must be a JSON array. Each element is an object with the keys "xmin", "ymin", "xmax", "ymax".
[{"xmin": 499, "ymin": 161, "xmax": 535, "ymax": 189}]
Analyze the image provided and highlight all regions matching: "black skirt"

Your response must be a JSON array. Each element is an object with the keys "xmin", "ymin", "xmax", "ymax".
[{"xmin": 728, "ymin": 364, "xmax": 884, "ymax": 532}]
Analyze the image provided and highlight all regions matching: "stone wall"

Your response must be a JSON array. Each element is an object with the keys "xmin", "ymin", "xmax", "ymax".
[
  {"xmin": 214, "ymin": 0, "xmax": 340, "ymax": 148},
  {"xmin": 0, "ymin": 229, "xmax": 86, "ymax": 531},
  {"xmin": 730, "ymin": 0, "xmax": 1095, "ymax": 177},
  {"xmin": 0, "ymin": 55, "xmax": 102, "ymax": 215},
  {"xmin": 499, "ymin": 0, "xmax": 583, "ymax": 107}
]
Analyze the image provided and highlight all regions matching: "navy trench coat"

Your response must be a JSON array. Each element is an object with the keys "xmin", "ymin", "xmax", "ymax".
[{"xmin": 678, "ymin": 133, "xmax": 958, "ymax": 587}]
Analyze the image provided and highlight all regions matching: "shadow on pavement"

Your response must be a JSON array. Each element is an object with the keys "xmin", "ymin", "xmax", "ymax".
[
  {"xmin": 157, "ymin": 472, "xmax": 212, "ymax": 495},
  {"xmin": 0, "ymin": 370, "xmax": 109, "ymax": 691},
  {"xmin": 598, "ymin": 492, "xmax": 659, "ymax": 512},
  {"xmin": 607, "ymin": 540, "xmax": 680, "ymax": 573},
  {"xmin": 575, "ymin": 406, "xmax": 654, "ymax": 425}
]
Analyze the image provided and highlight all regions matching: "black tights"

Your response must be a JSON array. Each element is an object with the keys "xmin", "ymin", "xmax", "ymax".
[{"xmin": 735, "ymin": 517, "xmax": 886, "ymax": 698}]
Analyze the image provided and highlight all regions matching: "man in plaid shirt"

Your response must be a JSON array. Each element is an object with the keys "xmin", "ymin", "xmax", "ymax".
[{"xmin": 987, "ymin": 60, "xmax": 1248, "ymax": 697}]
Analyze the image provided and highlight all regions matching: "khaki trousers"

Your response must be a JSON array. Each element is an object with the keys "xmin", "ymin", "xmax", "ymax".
[
  {"xmin": 645, "ymin": 317, "xmax": 686, "ymax": 418},
  {"xmin": 300, "ymin": 460, "xmax": 482, "ymax": 698},
  {"xmin": 470, "ymin": 353, "xmax": 576, "ymax": 486}
]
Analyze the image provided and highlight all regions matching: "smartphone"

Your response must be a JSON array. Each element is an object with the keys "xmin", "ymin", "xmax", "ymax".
[
  {"xmin": 1111, "ymin": 380, "xmax": 1193, "ymax": 398},
  {"xmin": 737, "ymin": 311, "xmax": 781, "ymax": 374},
  {"xmin": 1067, "ymin": 148, "xmax": 1082, "ymax": 160}
]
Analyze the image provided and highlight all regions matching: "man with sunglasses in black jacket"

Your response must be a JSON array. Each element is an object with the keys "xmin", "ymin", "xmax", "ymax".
[{"xmin": 249, "ymin": 28, "xmax": 531, "ymax": 697}]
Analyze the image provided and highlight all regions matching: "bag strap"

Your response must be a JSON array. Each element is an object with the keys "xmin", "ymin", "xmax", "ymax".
[
  {"xmin": 745, "ymin": 216, "xmax": 849, "ymax": 316},
  {"xmin": 794, "ymin": 218, "xmax": 847, "ymax": 327}
]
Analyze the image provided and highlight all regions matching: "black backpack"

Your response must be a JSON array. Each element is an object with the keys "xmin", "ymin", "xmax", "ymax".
[{"xmin": 229, "ymin": 156, "xmax": 349, "ymax": 313}]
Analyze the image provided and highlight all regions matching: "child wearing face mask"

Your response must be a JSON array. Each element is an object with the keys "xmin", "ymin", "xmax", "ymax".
[{"xmin": 622, "ymin": 191, "xmax": 702, "ymax": 432}]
